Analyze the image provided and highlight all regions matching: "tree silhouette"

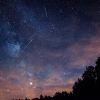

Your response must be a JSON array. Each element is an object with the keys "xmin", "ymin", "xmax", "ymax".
[
  {"xmin": 73, "ymin": 58, "xmax": 100, "ymax": 99},
  {"xmin": 73, "ymin": 66, "xmax": 97, "ymax": 99},
  {"xmin": 25, "ymin": 98, "xmax": 30, "ymax": 100},
  {"xmin": 95, "ymin": 57, "xmax": 100, "ymax": 80},
  {"xmin": 95, "ymin": 57, "xmax": 100, "ymax": 97}
]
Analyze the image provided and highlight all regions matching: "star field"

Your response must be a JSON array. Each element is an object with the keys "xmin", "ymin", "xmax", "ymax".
[{"xmin": 0, "ymin": 0, "xmax": 100, "ymax": 100}]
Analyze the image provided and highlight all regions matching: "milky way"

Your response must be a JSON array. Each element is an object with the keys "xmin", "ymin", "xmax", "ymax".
[{"xmin": 0, "ymin": 0, "xmax": 100, "ymax": 100}]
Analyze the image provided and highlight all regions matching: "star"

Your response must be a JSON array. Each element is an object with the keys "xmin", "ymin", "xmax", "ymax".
[{"xmin": 29, "ymin": 81, "xmax": 33, "ymax": 86}]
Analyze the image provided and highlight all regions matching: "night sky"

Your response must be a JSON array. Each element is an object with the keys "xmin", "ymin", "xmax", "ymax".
[{"xmin": 0, "ymin": 0, "xmax": 100, "ymax": 100}]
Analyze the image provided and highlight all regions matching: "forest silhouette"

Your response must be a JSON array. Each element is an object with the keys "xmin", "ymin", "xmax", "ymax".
[{"xmin": 13, "ymin": 57, "xmax": 100, "ymax": 100}]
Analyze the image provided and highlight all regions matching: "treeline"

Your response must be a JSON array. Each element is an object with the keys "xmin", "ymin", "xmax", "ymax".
[{"xmin": 13, "ymin": 57, "xmax": 100, "ymax": 100}]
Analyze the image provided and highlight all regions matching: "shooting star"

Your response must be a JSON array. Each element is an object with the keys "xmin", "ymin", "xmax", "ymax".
[
  {"xmin": 23, "ymin": 34, "xmax": 35, "ymax": 50},
  {"xmin": 44, "ymin": 7, "xmax": 48, "ymax": 17},
  {"xmin": 20, "ymin": 36, "xmax": 34, "ymax": 60},
  {"xmin": 24, "ymin": 39, "xmax": 33, "ymax": 49}
]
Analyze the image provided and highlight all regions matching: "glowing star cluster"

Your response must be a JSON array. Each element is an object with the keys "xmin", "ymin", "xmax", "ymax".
[{"xmin": 5, "ymin": 42, "xmax": 21, "ymax": 57}]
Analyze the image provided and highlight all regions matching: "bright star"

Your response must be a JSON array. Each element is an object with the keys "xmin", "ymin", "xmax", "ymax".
[{"xmin": 29, "ymin": 81, "xmax": 33, "ymax": 86}]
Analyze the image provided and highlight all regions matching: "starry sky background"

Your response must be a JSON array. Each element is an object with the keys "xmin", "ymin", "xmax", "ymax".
[{"xmin": 0, "ymin": 0, "xmax": 100, "ymax": 100}]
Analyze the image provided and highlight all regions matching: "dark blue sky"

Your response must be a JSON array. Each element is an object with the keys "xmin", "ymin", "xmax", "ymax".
[{"xmin": 0, "ymin": 0, "xmax": 100, "ymax": 99}]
